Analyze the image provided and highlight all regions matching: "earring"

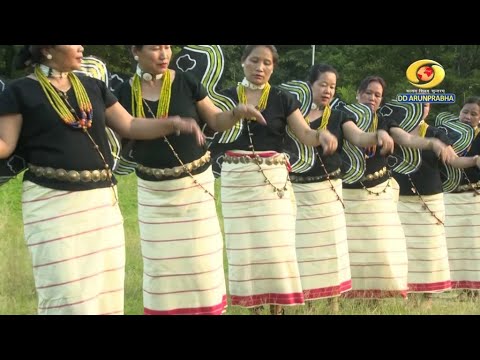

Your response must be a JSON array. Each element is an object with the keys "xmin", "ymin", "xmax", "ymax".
[
  {"xmin": 241, "ymin": 63, "xmax": 245, "ymax": 68},
  {"xmin": 134, "ymin": 55, "xmax": 139, "ymax": 61},
  {"xmin": 46, "ymin": 54, "xmax": 53, "ymax": 60}
]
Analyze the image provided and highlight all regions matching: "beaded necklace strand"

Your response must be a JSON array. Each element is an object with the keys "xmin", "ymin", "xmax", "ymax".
[
  {"xmin": 142, "ymin": 100, "xmax": 214, "ymax": 199},
  {"xmin": 364, "ymin": 112, "xmax": 378, "ymax": 159},
  {"xmin": 461, "ymin": 127, "xmax": 480, "ymax": 196},
  {"xmin": 407, "ymin": 175, "xmax": 444, "ymax": 224},
  {"xmin": 360, "ymin": 176, "xmax": 391, "ymax": 196},
  {"xmin": 310, "ymin": 106, "xmax": 345, "ymax": 208},
  {"xmin": 131, "ymin": 69, "xmax": 171, "ymax": 119},
  {"xmin": 245, "ymin": 121, "xmax": 289, "ymax": 198},
  {"xmin": 237, "ymin": 82, "xmax": 270, "ymax": 119},
  {"xmin": 35, "ymin": 64, "xmax": 116, "ymax": 202},
  {"xmin": 315, "ymin": 149, "xmax": 345, "ymax": 208},
  {"xmin": 359, "ymin": 111, "xmax": 391, "ymax": 196},
  {"xmin": 317, "ymin": 104, "xmax": 331, "ymax": 130},
  {"xmin": 238, "ymin": 82, "xmax": 290, "ymax": 199},
  {"xmin": 407, "ymin": 121, "xmax": 443, "ymax": 224},
  {"xmin": 132, "ymin": 70, "xmax": 214, "ymax": 199},
  {"xmin": 35, "ymin": 65, "xmax": 93, "ymax": 129},
  {"xmin": 418, "ymin": 120, "xmax": 429, "ymax": 138}
]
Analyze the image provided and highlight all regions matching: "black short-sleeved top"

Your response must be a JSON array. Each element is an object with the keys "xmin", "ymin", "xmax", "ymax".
[
  {"xmin": 286, "ymin": 109, "xmax": 353, "ymax": 178},
  {"xmin": 394, "ymin": 126, "xmax": 451, "ymax": 196},
  {"xmin": 0, "ymin": 75, "xmax": 118, "ymax": 191},
  {"xmin": 115, "ymin": 71, "xmax": 209, "ymax": 181},
  {"xmin": 461, "ymin": 132, "xmax": 480, "ymax": 184},
  {"xmin": 218, "ymin": 86, "xmax": 300, "ymax": 152},
  {"xmin": 343, "ymin": 113, "xmax": 399, "ymax": 189}
]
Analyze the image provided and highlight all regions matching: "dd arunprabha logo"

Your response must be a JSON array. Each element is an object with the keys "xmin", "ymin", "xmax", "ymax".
[{"xmin": 397, "ymin": 59, "xmax": 455, "ymax": 104}]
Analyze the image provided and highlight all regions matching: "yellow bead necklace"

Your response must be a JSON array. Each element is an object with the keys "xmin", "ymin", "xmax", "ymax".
[
  {"xmin": 132, "ymin": 70, "xmax": 214, "ymax": 199},
  {"xmin": 237, "ymin": 82, "xmax": 270, "ymax": 120},
  {"xmin": 364, "ymin": 112, "xmax": 378, "ymax": 159},
  {"xmin": 418, "ymin": 120, "xmax": 429, "ymax": 138},
  {"xmin": 35, "ymin": 65, "xmax": 93, "ymax": 129},
  {"xmin": 131, "ymin": 69, "xmax": 171, "ymax": 118},
  {"xmin": 238, "ymin": 81, "xmax": 289, "ymax": 198}
]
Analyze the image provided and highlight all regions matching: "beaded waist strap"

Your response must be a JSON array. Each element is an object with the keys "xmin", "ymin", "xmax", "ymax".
[
  {"xmin": 454, "ymin": 181, "xmax": 480, "ymax": 193},
  {"xmin": 360, "ymin": 166, "xmax": 389, "ymax": 182},
  {"xmin": 289, "ymin": 169, "xmax": 341, "ymax": 183},
  {"xmin": 136, "ymin": 151, "xmax": 210, "ymax": 179},
  {"xmin": 28, "ymin": 164, "xmax": 112, "ymax": 182}
]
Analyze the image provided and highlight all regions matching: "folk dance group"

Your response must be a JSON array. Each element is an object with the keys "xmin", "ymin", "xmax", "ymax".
[{"xmin": 0, "ymin": 45, "xmax": 479, "ymax": 315}]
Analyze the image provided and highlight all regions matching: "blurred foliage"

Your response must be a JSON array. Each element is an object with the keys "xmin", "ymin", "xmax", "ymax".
[{"xmin": 2, "ymin": 44, "xmax": 480, "ymax": 117}]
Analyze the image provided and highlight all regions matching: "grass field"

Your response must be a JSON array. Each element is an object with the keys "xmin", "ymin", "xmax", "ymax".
[{"xmin": 0, "ymin": 175, "xmax": 478, "ymax": 315}]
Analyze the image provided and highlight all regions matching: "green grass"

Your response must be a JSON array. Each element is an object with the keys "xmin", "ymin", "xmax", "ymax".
[
  {"xmin": 1, "ymin": 175, "xmax": 479, "ymax": 315},
  {"xmin": 0, "ymin": 178, "xmax": 37, "ymax": 314}
]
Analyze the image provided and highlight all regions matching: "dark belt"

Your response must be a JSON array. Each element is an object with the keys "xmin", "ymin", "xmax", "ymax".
[
  {"xmin": 289, "ymin": 168, "xmax": 341, "ymax": 183},
  {"xmin": 360, "ymin": 166, "xmax": 389, "ymax": 182},
  {"xmin": 28, "ymin": 164, "xmax": 112, "ymax": 182}
]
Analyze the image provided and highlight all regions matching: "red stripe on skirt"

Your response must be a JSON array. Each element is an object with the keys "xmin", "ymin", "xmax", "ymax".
[
  {"xmin": 231, "ymin": 292, "xmax": 304, "ymax": 307},
  {"xmin": 408, "ymin": 280, "xmax": 451, "ymax": 292},
  {"xmin": 144, "ymin": 295, "xmax": 227, "ymax": 315},
  {"xmin": 304, "ymin": 280, "xmax": 352, "ymax": 299}
]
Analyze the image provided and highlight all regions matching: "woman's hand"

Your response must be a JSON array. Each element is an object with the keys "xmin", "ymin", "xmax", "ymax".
[
  {"xmin": 376, "ymin": 129, "xmax": 394, "ymax": 155},
  {"xmin": 232, "ymin": 104, "xmax": 267, "ymax": 125},
  {"xmin": 171, "ymin": 116, "xmax": 206, "ymax": 146},
  {"xmin": 317, "ymin": 129, "xmax": 338, "ymax": 155},
  {"xmin": 432, "ymin": 140, "xmax": 456, "ymax": 164}
]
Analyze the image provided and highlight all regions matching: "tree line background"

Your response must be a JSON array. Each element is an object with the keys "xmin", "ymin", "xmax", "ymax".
[{"xmin": 1, "ymin": 45, "xmax": 480, "ymax": 115}]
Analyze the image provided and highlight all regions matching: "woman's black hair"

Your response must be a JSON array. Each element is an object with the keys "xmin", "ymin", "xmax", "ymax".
[
  {"xmin": 464, "ymin": 96, "xmax": 480, "ymax": 108},
  {"xmin": 357, "ymin": 75, "xmax": 386, "ymax": 95},
  {"xmin": 241, "ymin": 45, "xmax": 279, "ymax": 66},
  {"xmin": 14, "ymin": 45, "xmax": 54, "ymax": 70},
  {"xmin": 307, "ymin": 63, "xmax": 338, "ymax": 84}
]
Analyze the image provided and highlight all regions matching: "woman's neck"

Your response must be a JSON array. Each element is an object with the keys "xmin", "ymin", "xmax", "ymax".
[
  {"xmin": 241, "ymin": 77, "xmax": 265, "ymax": 90},
  {"xmin": 309, "ymin": 102, "xmax": 325, "ymax": 119},
  {"xmin": 311, "ymin": 101, "xmax": 326, "ymax": 113},
  {"xmin": 136, "ymin": 65, "xmax": 163, "ymax": 82},
  {"xmin": 38, "ymin": 64, "xmax": 69, "ymax": 79},
  {"xmin": 309, "ymin": 107, "xmax": 324, "ymax": 119}
]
